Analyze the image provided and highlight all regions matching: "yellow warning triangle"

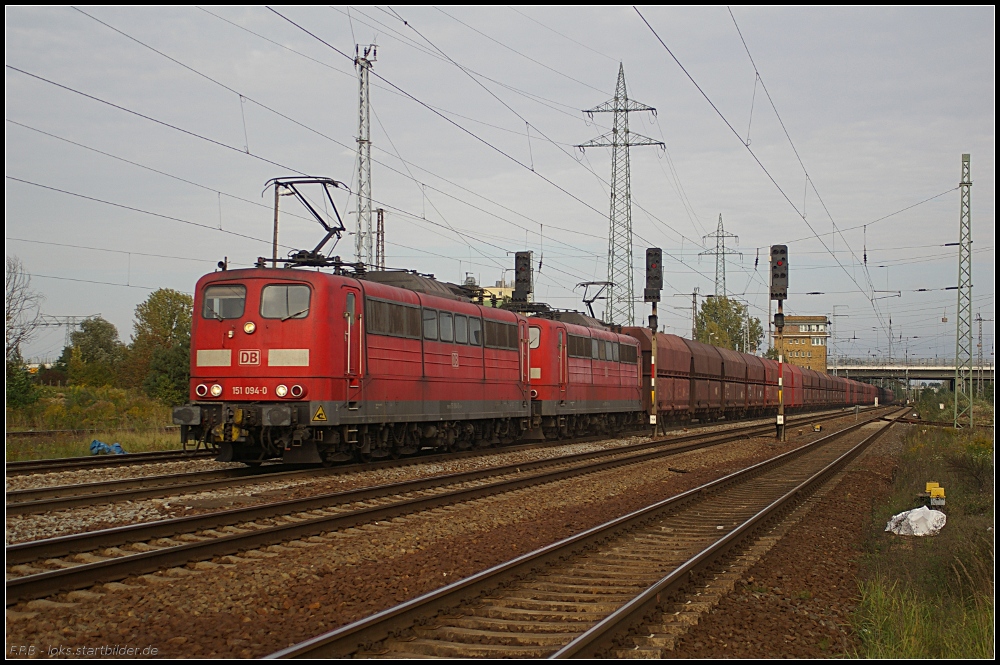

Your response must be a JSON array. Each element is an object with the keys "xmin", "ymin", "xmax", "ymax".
[{"xmin": 313, "ymin": 405, "xmax": 328, "ymax": 422}]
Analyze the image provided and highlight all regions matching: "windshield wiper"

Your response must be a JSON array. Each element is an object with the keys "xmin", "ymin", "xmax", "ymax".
[
  {"xmin": 281, "ymin": 307, "xmax": 310, "ymax": 322},
  {"xmin": 205, "ymin": 304, "xmax": 224, "ymax": 321}
]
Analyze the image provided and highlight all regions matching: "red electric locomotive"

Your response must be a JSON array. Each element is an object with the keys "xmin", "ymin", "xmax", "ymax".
[
  {"xmin": 526, "ymin": 315, "xmax": 643, "ymax": 438},
  {"xmin": 173, "ymin": 268, "xmax": 532, "ymax": 464}
]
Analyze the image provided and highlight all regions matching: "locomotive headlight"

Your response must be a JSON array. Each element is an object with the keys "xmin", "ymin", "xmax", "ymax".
[
  {"xmin": 210, "ymin": 383, "xmax": 223, "ymax": 397},
  {"xmin": 275, "ymin": 384, "xmax": 288, "ymax": 398},
  {"xmin": 290, "ymin": 384, "xmax": 305, "ymax": 398},
  {"xmin": 243, "ymin": 321, "xmax": 256, "ymax": 334},
  {"xmin": 195, "ymin": 384, "xmax": 209, "ymax": 397}
]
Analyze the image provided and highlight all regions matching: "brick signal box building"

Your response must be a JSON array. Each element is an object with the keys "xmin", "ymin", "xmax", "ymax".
[{"xmin": 776, "ymin": 315, "xmax": 830, "ymax": 373}]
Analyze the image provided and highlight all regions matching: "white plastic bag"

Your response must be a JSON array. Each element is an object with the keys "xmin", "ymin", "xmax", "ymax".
[{"xmin": 884, "ymin": 505, "xmax": 946, "ymax": 536}]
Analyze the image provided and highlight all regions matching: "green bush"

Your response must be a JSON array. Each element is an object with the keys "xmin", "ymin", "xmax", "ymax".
[
  {"xmin": 6, "ymin": 384, "xmax": 171, "ymax": 431},
  {"xmin": 5, "ymin": 361, "xmax": 39, "ymax": 408}
]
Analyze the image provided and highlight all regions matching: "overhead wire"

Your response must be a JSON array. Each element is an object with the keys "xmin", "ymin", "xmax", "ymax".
[{"xmin": 635, "ymin": 8, "xmax": 893, "ymax": 338}]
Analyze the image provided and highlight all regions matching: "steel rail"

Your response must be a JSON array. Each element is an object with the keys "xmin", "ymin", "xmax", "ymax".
[
  {"xmin": 262, "ymin": 407, "xmax": 901, "ymax": 658},
  {"xmin": 5, "ymin": 407, "xmax": 872, "ymax": 515},
  {"xmin": 5, "ymin": 408, "xmax": 887, "ymax": 604},
  {"xmin": 4, "ymin": 406, "xmax": 873, "ymax": 477},
  {"xmin": 552, "ymin": 407, "xmax": 907, "ymax": 657},
  {"xmin": 5, "ymin": 448, "xmax": 214, "ymax": 475}
]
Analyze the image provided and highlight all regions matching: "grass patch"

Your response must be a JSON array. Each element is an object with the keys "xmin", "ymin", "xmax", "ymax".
[
  {"xmin": 6, "ymin": 429, "xmax": 184, "ymax": 462},
  {"xmin": 853, "ymin": 424, "xmax": 994, "ymax": 658}
]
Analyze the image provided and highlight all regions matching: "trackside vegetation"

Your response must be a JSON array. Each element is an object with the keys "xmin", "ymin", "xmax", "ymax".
[{"xmin": 853, "ymin": 415, "xmax": 994, "ymax": 658}]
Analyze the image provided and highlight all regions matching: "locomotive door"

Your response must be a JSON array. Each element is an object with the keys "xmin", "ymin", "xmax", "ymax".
[
  {"xmin": 342, "ymin": 286, "xmax": 363, "ymax": 402},
  {"xmin": 519, "ymin": 319, "xmax": 530, "ymax": 389},
  {"xmin": 558, "ymin": 329, "xmax": 567, "ymax": 395}
]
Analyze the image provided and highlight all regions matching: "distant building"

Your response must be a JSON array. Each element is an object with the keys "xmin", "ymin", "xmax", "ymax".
[
  {"xmin": 481, "ymin": 279, "xmax": 515, "ymax": 308},
  {"xmin": 777, "ymin": 315, "xmax": 830, "ymax": 373}
]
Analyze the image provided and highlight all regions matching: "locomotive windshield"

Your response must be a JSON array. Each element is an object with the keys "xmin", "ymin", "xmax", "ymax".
[
  {"xmin": 203, "ymin": 285, "xmax": 246, "ymax": 320},
  {"xmin": 261, "ymin": 284, "xmax": 311, "ymax": 320}
]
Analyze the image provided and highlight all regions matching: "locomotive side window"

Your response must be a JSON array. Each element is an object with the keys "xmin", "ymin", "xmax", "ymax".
[
  {"xmin": 455, "ymin": 315, "xmax": 469, "ymax": 344},
  {"xmin": 620, "ymin": 343, "xmax": 638, "ymax": 364},
  {"xmin": 611, "ymin": 341, "xmax": 619, "ymax": 362},
  {"xmin": 439, "ymin": 312, "xmax": 454, "ymax": 342},
  {"xmin": 260, "ymin": 284, "xmax": 310, "ymax": 320},
  {"xmin": 469, "ymin": 317, "xmax": 483, "ymax": 346},
  {"xmin": 484, "ymin": 320, "xmax": 518, "ymax": 350},
  {"xmin": 422, "ymin": 309, "xmax": 438, "ymax": 340},
  {"xmin": 528, "ymin": 326, "xmax": 540, "ymax": 349},
  {"xmin": 568, "ymin": 334, "xmax": 590, "ymax": 358},
  {"xmin": 365, "ymin": 298, "xmax": 421, "ymax": 339}
]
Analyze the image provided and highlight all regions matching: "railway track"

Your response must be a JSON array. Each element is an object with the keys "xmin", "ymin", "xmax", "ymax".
[
  {"xmin": 5, "ymin": 408, "xmax": 873, "ymax": 516},
  {"xmin": 4, "ymin": 407, "xmax": 891, "ymax": 604},
  {"xmin": 4, "ymin": 448, "xmax": 216, "ymax": 476},
  {"xmin": 4, "ymin": 407, "xmax": 872, "ymax": 478},
  {"xmin": 267, "ymin": 406, "xmax": 907, "ymax": 658}
]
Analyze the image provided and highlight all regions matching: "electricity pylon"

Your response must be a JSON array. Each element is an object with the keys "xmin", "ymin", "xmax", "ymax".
[
  {"xmin": 954, "ymin": 153, "xmax": 973, "ymax": 428},
  {"xmin": 355, "ymin": 44, "xmax": 376, "ymax": 266},
  {"xmin": 576, "ymin": 64, "xmax": 662, "ymax": 325}
]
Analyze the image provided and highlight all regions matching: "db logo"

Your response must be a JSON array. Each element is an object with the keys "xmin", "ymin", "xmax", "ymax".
[{"xmin": 239, "ymin": 350, "xmax": 261, "ymax": 365}]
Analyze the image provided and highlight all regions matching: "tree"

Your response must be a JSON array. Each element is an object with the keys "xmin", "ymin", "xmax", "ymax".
[
  {"xmin": 5, "ymin": 349, "xmax": 39, "ymax": 407},
  {"xmin": 5, "ymin": 255, "xmax": 43, "ymax": 364},
  {"xmin": 67, "ymin": 316, "xmax": 125, "ymax": 386},
  {"xmin": 695, "ymin": 297, "xmax": 764, "ymax": 353},
  {"xmin": 121, "ymin": 289, "xmax": 192, "ymax": 389},
  {"xmin": 143, "ymin": 341, "xmax": 190, "ymax": 406}
]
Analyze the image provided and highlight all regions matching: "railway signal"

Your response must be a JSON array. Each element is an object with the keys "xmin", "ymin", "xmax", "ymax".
[
  {"xmin": 769, "ymin": 244, "xmax": 788, "ymax": 442},
  {"xmin": 644, "ymin": 248, "xmax": 662, "ymax": 303},
  {"xmin": 645, "ymin": 248, "xmax": 663, "ymax": 436},
  {"xmin": 770, "ymin": 245, "xmax": 788, "ymax": 301},
  {"xmin": 513, "ymin": 251, "xmax": 532, "ymax": 302}
]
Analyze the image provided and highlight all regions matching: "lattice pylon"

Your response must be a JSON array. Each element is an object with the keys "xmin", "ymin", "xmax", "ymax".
[
  {"xmin": 954, "ymin": 153, "xmax": 973, "ymax": 428},
  {"xmin": 355, "ymin": 45, "xmax": 376, "ymax": 266},
  {"xmin": 576, "ymin": 64, "xmax": 662, "ymax": 325}
]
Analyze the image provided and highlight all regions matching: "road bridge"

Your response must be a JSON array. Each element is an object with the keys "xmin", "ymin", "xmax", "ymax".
[{"xmin": 829, "ymin": 358, "xmax": 994, "ymax": 389}]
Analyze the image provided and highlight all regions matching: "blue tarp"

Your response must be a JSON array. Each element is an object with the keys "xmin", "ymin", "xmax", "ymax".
[{"xmin": 90, "ymin": 440, "xmax": 127, "ymax": 455}]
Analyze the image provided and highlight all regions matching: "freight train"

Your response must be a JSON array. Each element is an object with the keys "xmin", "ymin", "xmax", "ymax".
[{"xmin": 171, "ymin": 266, "xmax": 892, "ymax": 465}]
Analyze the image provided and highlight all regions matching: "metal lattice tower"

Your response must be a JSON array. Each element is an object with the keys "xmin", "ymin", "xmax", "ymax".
[
  {"xmin": 355, "ymin": 44, "xmax": 376, "ymax": 266},
  {"xmin": 576, "ymin": 64, "xmax": 662, "ymax": 325},
  {"xmin": 375, "ymin": 208, "xmax": 386, "ymax": 270},
  {"xmin": 699, "ymin": 213, "xmax": 741, "ymax": 297},
  {"xmin": 37, "ymin": 315, "xmax": 100, "ymax": 349},
  {"xmin": 954, "ymin": 153, "xmax": 973, "ymax": 428}
]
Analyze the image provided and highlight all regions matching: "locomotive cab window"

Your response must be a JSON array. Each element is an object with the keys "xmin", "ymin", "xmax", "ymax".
[
  {"xmin": 260, "ymin": 284, "xmax": 310, "ymax": 320},
  {"xmin": 203, "ymin": 284, "xmax": 246, "ymax": 320}
]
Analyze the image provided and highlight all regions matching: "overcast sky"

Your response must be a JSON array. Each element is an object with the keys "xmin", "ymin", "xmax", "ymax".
[{"xmin": 6, "ymin": 6, "xmax": 995, "ymax": 363}]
